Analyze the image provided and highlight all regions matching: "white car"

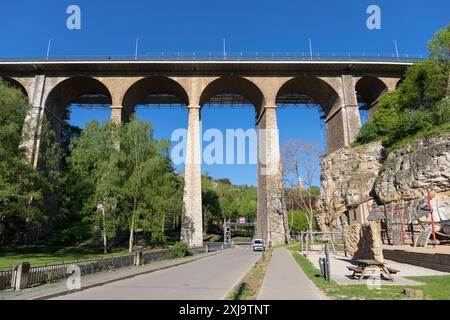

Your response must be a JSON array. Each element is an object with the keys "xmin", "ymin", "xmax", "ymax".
[{"xmin": 252, "ymin": 239, "xmax": 265, "ymax": 251}]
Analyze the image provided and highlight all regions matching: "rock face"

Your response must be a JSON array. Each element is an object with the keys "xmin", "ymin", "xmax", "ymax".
[
  {"xmin": 318, "ymin": 133, "xmax": 450, "ymax": 230},
  {"xmin": 374, "ymin": 134, "xmax": 450, "ymax": 204},
  {"xmin": 318, "ymin": 133, "xmax": 450, "ymax": 259},
  {"xmin": 317, "ymin": 141, "xmax": 386, "ymax": 230}
]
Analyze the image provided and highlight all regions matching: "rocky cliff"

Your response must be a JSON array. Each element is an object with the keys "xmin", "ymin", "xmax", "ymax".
[
  {"xmin": 317, "ymin": 133, "xmax": 450, "ymax": 231},
  {"xmin": 375, "ymin": 134, "xmax": 450, "ymax": 203},
  {"xmin": 317, "ymin": 141, "xmax": 385, "ymax": 230}
]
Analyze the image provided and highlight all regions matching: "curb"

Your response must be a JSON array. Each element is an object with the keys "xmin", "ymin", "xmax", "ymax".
[{"xmin": 28, "ymin": 249, "xmax": 231, "ymax": 300}]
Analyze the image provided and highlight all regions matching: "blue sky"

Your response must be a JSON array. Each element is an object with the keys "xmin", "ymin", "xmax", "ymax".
[{"xmin": 1, "ymin": 0, "xmax": 449, "ymax": 186}]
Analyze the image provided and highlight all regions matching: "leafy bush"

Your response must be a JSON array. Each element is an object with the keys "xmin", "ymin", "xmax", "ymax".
[
  {"xmin": 354, "ymin": 122, "xmax": 381, "ymax": 145},
  {"xmin": 431, "ymin": 98, "xmax": 450, "ymax": 124},
  {"xmin": 48, "ymin": 223, "xmax": 92, "ymax": 247},
  {"xmin": 355, "ymin": 63, "xmax": 449, "ymax": 148},
  {"xmin": 288, "ymin": 210, "xmax": 316, "ymax": 233},
  {"xmin": 169, "ymin": 241, "xmax": 190, "ymax": 258},
  {"xmin": 354, "ymin": 25, "xmax": 450, "ymax": 149}
]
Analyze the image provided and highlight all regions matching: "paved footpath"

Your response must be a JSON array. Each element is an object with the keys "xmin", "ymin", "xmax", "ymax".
[
  {"xmin": 52, "ymin": 246, "xmax": 260, "ymax": 300},
  {"xmin": 258, "ymin": 248, "xmax": 325, "ymax": 300}
]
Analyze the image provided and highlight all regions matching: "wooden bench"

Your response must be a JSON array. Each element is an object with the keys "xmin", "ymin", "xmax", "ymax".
[
  {"xmin": 347, "ymin": 266, "xmax": 363, "ymax": 278},
  {"xmin": 386, "ymin": 267, "xmax": 400, "ymax": 274},
  {"xmin": 347, "ymin": 262, "xmax": 400, "ymax": 281}
]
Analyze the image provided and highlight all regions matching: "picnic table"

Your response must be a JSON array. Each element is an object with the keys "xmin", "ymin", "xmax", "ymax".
[{"xmin": 347, "ymin": 259, "xmax": 400, "ymax": 282}]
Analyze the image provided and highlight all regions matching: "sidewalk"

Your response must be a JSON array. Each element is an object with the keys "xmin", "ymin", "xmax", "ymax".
[
  {"xmin": 0, "ymin": 249, "xmax": 228, "ymax": 300},
  {"xmin": 258, "ymin": 248, "xmax": 325, "ymax": 300}
]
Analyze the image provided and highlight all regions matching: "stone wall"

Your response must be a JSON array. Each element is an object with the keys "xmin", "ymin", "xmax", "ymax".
[{"xmin": 383, "ymin": 249, "xmax": 450, "ymax": 272}]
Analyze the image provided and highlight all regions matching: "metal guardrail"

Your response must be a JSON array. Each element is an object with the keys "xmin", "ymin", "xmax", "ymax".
[
  {"xmin": 0, "ymin": 52, "xmax": 426, "ymax": 63},
  {"xmin": 188, "ymin": 242, "xmax": 233, "ymax": 255},
  {"xmin": 296, "ymin": 231, "xmax": 346, "ymax": 257},
  {"xmin": 26, "ymin": 253, "xmax": 136, "ymax": 288}
]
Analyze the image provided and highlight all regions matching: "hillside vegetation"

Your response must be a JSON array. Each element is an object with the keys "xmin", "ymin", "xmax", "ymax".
[{"xmin": 354, "ymin": 24, "xmax": 450, "ymax": 150}]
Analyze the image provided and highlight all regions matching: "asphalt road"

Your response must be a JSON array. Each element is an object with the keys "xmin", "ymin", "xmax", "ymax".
[{"xmin": 52, "ymin": 246, "xmax": 260, "ymax": 300}]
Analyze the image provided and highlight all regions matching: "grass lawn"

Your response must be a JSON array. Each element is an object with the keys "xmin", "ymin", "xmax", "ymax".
[
  {"xmin": 288, "ymin": 245, "xmax": 450, "ymax": 300},
  {"xmin": 0, "ymin": 247, "xmax": 129, "ymax": 270}
]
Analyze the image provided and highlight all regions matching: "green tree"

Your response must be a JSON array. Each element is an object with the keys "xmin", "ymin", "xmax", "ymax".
[
  {"xmin": 356, "ymin": 50, "xmax": 449, "ymax": 146},
  {"xmin": 0, "ymin": 79, "xmax": 50, "ymax": 244},
  {"xmin": 355, "ymin": 25, "xmax": 450, "ymax": 148},
  {"xmin": 139, "ymin": 140, "xmax": 183, "ymax": 244},
  {"xmin": 201, "ymin": 175, "xmax": 222, "ymax": 234},
  {"xmin": 288, "ymin": 210, "xmax": 317, "ymax": 233},
  {"xmin": 62, "ymin": 118, "xmax": 183, "ymax": 251},
  {"xmin": 429, "ymin": 23, "xmax": 450, "ymax": 62},
  {"xmin": 120, "ymin": 118, "xmax": 156, "ymax": 252},
  {"xmin": 64, "ymin": 121, "xmax": 122, "ymax": 252},
  {"xmin": 119, "ymin": 118, "xmax": 183, "ymax": 251}
]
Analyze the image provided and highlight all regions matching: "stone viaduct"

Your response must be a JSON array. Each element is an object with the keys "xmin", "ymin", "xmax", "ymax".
[{"xmin": 0, "ymin": 58, "xmax": 410, "ymax": 247}]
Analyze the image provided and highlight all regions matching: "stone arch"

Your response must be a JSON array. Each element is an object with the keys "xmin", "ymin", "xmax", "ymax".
[
  {"xmin": 44, "ymin": 76, "xmax": 112, "ymax": 138},
  {"xmin": 122, "ymin": 76, "xmax": 189, "ymax": 121},
  {"xmin": 355, "ymin": 76, "xmax": 388, "ymax": 106},
  {"xmin": 275, "ymin": 76, "xmax": 341, "ymax": 117},
  {"xmin": 1, "ymin": 76, "xmax": 29, "ymax": 101},
  {"xmin": 199, "ymin": 76, "xmax": 266, "ymax": 116},
  {"xmin": 276, "ymin": 76, "xmax": 345, "ymax": 154}
]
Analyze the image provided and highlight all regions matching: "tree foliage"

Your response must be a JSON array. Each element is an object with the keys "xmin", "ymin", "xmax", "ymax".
[
  {"xmin": 201, "ymin": 174, "xmax": 257, "ymax": 235},
  {"xmin": 429, "ymin": 23, "xmax": 450, "ymax": 62},
  {"xmin": 0, "ymin": 78, "xmax": 257, "ymax": 248},
  {"xmin": 0, "ymin": 80, "xmax": 51, "ymax": 245},
  {"xmin": 60, "ymin": 118, "xmax": 183, "ymax": 251},
  {"xmin": 355, "ymin": 25, "xmax": 450, "ymax": 148},
  {"xmin": 288, "ymin": 210, "xmax": 317, "ymax": 233}
]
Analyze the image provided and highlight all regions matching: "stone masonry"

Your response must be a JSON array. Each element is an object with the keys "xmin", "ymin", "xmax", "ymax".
[
  {"xmin": 0, "ymin": 60, "xmax": 405, "ymax": 248},
  {"xmin": 257, "ymin": 106, "xmax": 288, "ymax": 244},
  {"xmin": 180, "ymin": 106, "xmax": 203, "ymax": 248}
]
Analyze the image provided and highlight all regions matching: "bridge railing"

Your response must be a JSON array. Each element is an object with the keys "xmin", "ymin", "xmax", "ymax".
[{"xmin": 0, "ymin": 52, "xmax": 426, "ymax": 63}]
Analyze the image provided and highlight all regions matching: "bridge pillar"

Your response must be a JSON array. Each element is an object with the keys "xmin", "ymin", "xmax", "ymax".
[
  {"xmin": 181, "ymin": 105, "xmax": 203, "ymax": 248},
  {"xmin": 20, "ymin": 75, "xmax": 46, "ymax": 167},
  {"xmin": 110, "ymin": 106, "xmax": 124, "ymax": 124},
  {"xmin": 257, "ymin": 106, "xmax": 288, "ymax": 245},
  {"xmin": 326, "ymin": 75, "xmax": 361, "ymax": 153}
]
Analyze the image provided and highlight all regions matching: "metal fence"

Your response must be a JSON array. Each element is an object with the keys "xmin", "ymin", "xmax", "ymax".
[
  {"xmin": 25, "ymin": 253, "xmax": 136, "ymax": 288},
  {"xmin": 296, "ymin": 231, "xmax": 345, "ymax": 256},
  {"xmin": 0, "ymin": 242, "xmax": 232, "ymax": 291},
  {"xmin": 0, "ymin": 270, "xmax": 17, "ymax": 291},
  {"xmin": 188, "ymin": 242, "xmax": 232, "ymax": 255},
  {"xmin": 0, "ymin": 52, "xmax": 425, "ymax": 63}
]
